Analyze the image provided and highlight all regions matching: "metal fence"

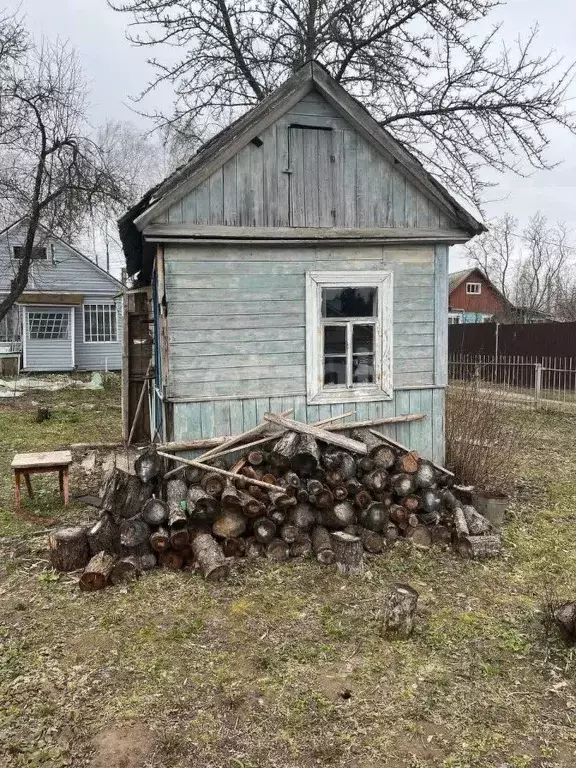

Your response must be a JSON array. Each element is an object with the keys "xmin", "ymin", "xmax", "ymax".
[{"xmin": 448, "ymin": 354, "xmax": 576, "ymax": 412}]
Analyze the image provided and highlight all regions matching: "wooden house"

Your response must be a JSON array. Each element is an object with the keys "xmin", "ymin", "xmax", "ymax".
[
  {"xmin": 119, "ymin": 62, "xmax": 484, "ymax": 462},
  {"xmin": 0, "ymin": 221, "xmax": 123, "ymax": 373},
  {"xmin": 448, "ymin": 268, "xmax": 508, "ymax": 324}
]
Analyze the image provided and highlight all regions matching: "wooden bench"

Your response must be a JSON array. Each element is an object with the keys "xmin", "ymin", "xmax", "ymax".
[{"xmin": 11, "ymin": 451, "xmax": 72, "ymax": 511}]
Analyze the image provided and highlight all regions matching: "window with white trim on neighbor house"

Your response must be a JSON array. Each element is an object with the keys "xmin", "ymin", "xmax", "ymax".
[
  {"xmin": 83, "ymin": 303, "xmax": 118, "ymax": 343},
  {"xmin": 306, "ymin": 271, "xmax": 393, "ymax": 404},
  {"xmin": 466, "ymin": 282, "xmax": 481, "ymax": 294}
]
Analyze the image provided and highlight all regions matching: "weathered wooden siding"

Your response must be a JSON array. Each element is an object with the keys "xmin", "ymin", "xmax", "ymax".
[
  {"xmin": 164, "ymin": 243, "xmax": 438, "ymax": 400},
  {"xmin": 73, "ymin": 297, "xmax": 123, "ymax": 371},
  {"xmin": 165, "ymin": 90, "xmax": 454, "ymax": 230},
  {"xmin": 171, "ymin": 389, "xmax": 445, "ymax": 464}
]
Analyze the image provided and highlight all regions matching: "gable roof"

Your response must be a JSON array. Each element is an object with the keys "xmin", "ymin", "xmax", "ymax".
[
  {"xmin": 1, "ymin": 219, "xmax": 123, "ymax": 289},
  {"xmin": 449, "ymin": 267, "xmax": 511, "ymax": 308},
  {"xmin": 120, "ymin": 61, "xmax": 485, "ymax": 277}
]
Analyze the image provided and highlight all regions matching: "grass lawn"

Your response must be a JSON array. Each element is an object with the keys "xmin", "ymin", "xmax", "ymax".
[{"xmin": 1, "ymin": 386, "xmax": 576, "ymax": 767}]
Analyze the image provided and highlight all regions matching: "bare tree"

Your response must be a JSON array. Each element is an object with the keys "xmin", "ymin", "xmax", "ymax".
[
  {"xmin": 0, "ymin": 19, "xmax": 127, "ymax": 322},
  {"xmin": 108, "ymin": 0, "xmax": 575, "ymax": 207},
  {"xmin": 464, "ymin": 212, "xmax": 575, "ymax": 318}
]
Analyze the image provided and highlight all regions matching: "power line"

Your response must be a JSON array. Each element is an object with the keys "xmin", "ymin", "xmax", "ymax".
[{"xmin": 489, "ymin": 225, "xmax": 576, "ymax": 252}]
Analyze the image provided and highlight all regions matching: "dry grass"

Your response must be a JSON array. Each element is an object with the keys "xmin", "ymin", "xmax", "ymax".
[{"xmin": 1, "ymin": 388, "xmax": 576, "ymax": 767}]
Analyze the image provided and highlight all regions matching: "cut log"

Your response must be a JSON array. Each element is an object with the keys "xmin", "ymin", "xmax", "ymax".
[
  {"xmin": 141, "ymin": 497, "xmax": 169, "ymax": 526},
  {"xmin": 238, "ymin": 491, "xmax": 265, "ymax": 518},
  {"xmin": 457, "ymin": 534, "xmax": 502, "ymax": 559},
  {"xmin": 390, "ymin": 504, "xmax": 410, "ymax": 531},
  {"xmin": 79, "ymin": 551, "xmax": 116, "ymax": 591},
  {"xmin": 166, "ymin": 478, "xmax": 187, "ymax": 504},
  {"xmin": 395, "ymin": 451, "xmax": 420, "ymax": 474},
  {"xmin": 266, "ymin": 538, "xmax": 290, "ymax": 562},
  {"xmin": 382, "ymin": 583, "xmax": 419, "ymax": 639},
  {"xmin": 312, "ymin": 526, "xmax": 335, "ymax": 564},
  {"xmin": 402, "ymin": 495, "xmax": 420, "ymax": 513},
  {"xmin": 212, "ymin": 510, "xmax": 247, "ymax": 539},
  {"xmin": 314, "ymin": 487, "xmax": 335, "ymax": 510},
  {"xmin": 406, "ymin": 525, "xmax": 432, "ymax": 549},
  {"xmin": 339, "ymin": 453, "xmax": 357, "ymax": 480},
  {"xmin": 269, "ymin": 431, "xmax": 301, "ymax": 470},
  {"xmin": 220, "ymin": 484, "xmax": 243, "ymax": 513},
  {"xmin": 418, "ymin": 510, "xmax": 440, "ymax": 526},
  {"xmin": 330, "ymin": 531, "xmax": 364, "ymax": 575},
  {"xmin": 191, "ymin": 533, "xmax": 229, "ymax": 581},
  {"xmin": 462, "ymin": 505, "xmax": 492, "ymax": 536},
  {"xmin": 221, "ymin": 537, "xmax": 246, "ymax": 558},
  {"xmin": 351, "ymin": 429, "xmax": 395, "ymax": 467},
  {"xmin": 358, "ymin": 456, "xmax": 375, "ymax": 474},
  {"xmin": 101, "ymin": 468, "xmax": 152, "ymax": 520},
  {"xmin": 291, "ymin": 433, "xmax": 321, "ymax": 475},
  {"xmin": 269, "ymin": 508, "xmax": 287, "ymax": 527},
  {"xmin": 553, "ymin": 603, "xmax": 576, "ymax": 645},
  {"xmin": 441, "ymin": 488, "xmax": 460, "ymax": 512},
  {"xmin": 291, "ymin": 533, "xmax": 312, "ymax": 558},
  {"xmin": 283, "ymin": 471, "xmax": 301, "ymax": 490},
  {"xmin": 391, "ymin": 473, "xmax": 414, "ymax": 496},
  {"xmin": 247, "ymin": 450, "xmax": 265, "ymax": 466},
  {"xmin": 359, "ymin": 527, "xmax": 385, "ymax": 554},
  {"xmin": 245, "ymin": 537, "xmax": 264, "ymax": 559},
  {"xmin": 385, "ymin": 522, "xmax": 400, "ymax": 542},
  {"xmin": 431, "ymin": 525, "xmax": 452, "ymax": 548},
  {"xmin": 134, "ymin": 445, "xmax": 162, "ymax": 484},
  {"xmin": 414, "ymin": 461, "xmax": 436, "ymax": 489},
  {"xmin": 253, "ymin": 517, "xmax": 277, "ymax": 545},
  {"xmin": 124, "ymin": 543, "xmax": 156, "ymax": 571},
  {"xmin": 184, "ymin": 465, "xmax": 204, "ymax": 485},
  {"xmin": 322, "ymin": 500, "xmax": 356, "ymax": 529},
  {"xmin": 290, "ymin": 502, "xmax": 317, "ymax": 530},
  {"xmin": 120, "ymin": 517, "xmax": 151, "ymax": 549},
  {"xmin": 158, "ymin": 549, "xmax": 184, "ymax": 570},
  {"xmin": 364, "ymin": 469, "xmax": 389, "ymax": 493},
  {"xmin": 170, "ymin": 528, "xmax": 190, "ymax": 550},
  {"xmin": 201, "ymin": 471, "xmax": 226, "ymax": 498},
  {"xmin": 419, "ymin": 490, "xmax": 441, "ymax": 515},
  {"xmin": 333, "ymin": 486, "xmax": 348, "ymax": 501},
  {"xmin": 358, "ymin": 501, "xmax": 389, "ymax": 533},
  {"xmin": 346, "ymin": 477, "xmax": 363, "ymax": 495},
  {"xmin": 109, "ymin": 556, "xmax": 141, "ymax": 585},
  {"xmin": 264, "ymin": 413, "xmax": 368, "ymax": 455},
  {"xmin": 453, "ymin": 507, "xmax": 469, "ymax": 539},
  {"xmin": 150, "ymin": 526, "xmax": 170, "ymax": 552},
  {"xmin": 48, "ymin": 527, "xmax": 90, "ymax": 572},
  {"xmin": 87, "ymin": 513, "xmax": 119, "ymax": 556},
  {"xmin": 168, "ymin": 503, "xmax": 188, "ymax": 530},
  {"xmin": 354, "ymin": 488, "xmax": 373, "ymax": 509},
  {"xmin": 248, "ymin": 484, "xmax": 269, "ymax": 503},
  {"xmin": 323, "ymin": 448, "xmax": 342, "ymax": 470},
  {"xmin": 241, "ymin": 465, "xmax": 261, "ymax": 480},
  {"xmin": 296, "ymin": 488, "xmax": 309, "ymax": 503},
  {"xmin": 368, "ymin": 429, "xmax": 454, "ymax": 479},
  {"xmin": 307, "ymin": 478, "xmax": 324, "ymax": 496},
  {"xmin": 343, "ymin": 524, "xmax": 359, "ymax": 536},
  {"xmin": 186, "ymin": 486, "xmax": 219, "ymax": 519},
  {"xmin": 268, "ymin": 487, "xmax": 296, "ymax": 509},
  {"xmin": 325, "ymin": 469, "xmax": 344, "ymax": 488},
  {"xmin": 280, "ymin": 523, "xmax": 299, "ymax": 544},
  {"xmin": 261, "ymin": 472, "xmax": 278, "ymax": 485}
]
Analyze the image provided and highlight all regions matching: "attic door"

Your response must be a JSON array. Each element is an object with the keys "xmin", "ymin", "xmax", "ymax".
[{"xmin": 288, "ymin": 125, "xmax": 336, "ymax": 227}]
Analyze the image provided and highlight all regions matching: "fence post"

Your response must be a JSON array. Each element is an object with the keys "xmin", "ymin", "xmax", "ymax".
[{"xmin": 535, "ymin": 363, "xmax": 542, "ymax": 410}]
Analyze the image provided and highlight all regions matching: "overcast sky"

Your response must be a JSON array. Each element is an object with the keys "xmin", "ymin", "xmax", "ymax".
[{"xmin": 9, "ymin": 0, "xmax": 576, "ymax": 272}]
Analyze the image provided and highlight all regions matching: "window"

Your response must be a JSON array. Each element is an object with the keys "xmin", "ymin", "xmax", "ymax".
[
  {"xmin": 306, "ymin": 271, "xmax": 392, "ymax": 404},
  {"xmin": 28, "ymin": 311, "xmax": 69, "ymax": 340},
  {"xmin": 84, "ymin": 303, "xmax": 118, "ymax": 343},
  {"xmin": 13, "ymin": 246, "xmax": 47, "ymax": 261},
  {"xmin": 466, "ymin": 282, "xmax": 481, "ymax": 294},
  {"xmin": 448, "ymin": 313, "xmax": 462, "ymax": 325}
]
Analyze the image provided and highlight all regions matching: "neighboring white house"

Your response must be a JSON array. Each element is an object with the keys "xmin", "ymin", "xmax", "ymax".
[{"xmin": 0, "ymin": 221, "xmax": 123, "ymax": 372}]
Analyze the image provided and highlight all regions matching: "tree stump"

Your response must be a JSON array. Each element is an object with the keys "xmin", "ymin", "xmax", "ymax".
[
  {"xmin": 79, "ymin": 551, "xmax": 116, "ymax": 591},
  {"xmin": 330, "ymin": 531, "xmax": 364, "ymax": 575},
  {"xmin": 312, "ymin": 526, "xmax": 335, "ymax": 564},
  {"xmin": 382, "ymin": 583, "xmax": 419, "ymax": 639},
  {"xmin": 87, "ymin": 513, "xmax": 119, "ymax": 556},
  {"xmin": 457, "ymin": 534, "xmax": 502, "ymax": 559},
  {"xmin": 48, "ymin": 527, "xmax": 90, "ymax": 572},
  {"xmin": 191, "ymin": 533, "xmax": 229, "ymax": 581},
  {"xmin": 35, "ymin": 406, "xmax": 51, "ymax": 423},
  {"xmin": 109, "ymin": 556, "xmax": 141, "ymax": 585}
]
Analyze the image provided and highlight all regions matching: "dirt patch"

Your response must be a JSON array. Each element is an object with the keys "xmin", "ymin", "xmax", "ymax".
[{"xmin": 91, "ymin": 724, "xmax": 155, "ymax": 768}]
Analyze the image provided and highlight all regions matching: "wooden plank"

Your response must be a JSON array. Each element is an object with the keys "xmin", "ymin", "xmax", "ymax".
[
  {"xmin": 393, "ymin": 389, "xmax": 411, "ymax": 447},
  {"xmin": 195, "ymin": 178, "xmax": 210, "ymax": 225},
  {"xmin": 434, "ymin": 244, "xmax": 449, "ymax": 386},
  {"xmin": 236, "ymin": 145, "xmax": 252, "ymax": 227},
  {"xmin": 432, "ymin": 388, "xmax": 446, "ymax": 465},
  {"xmin": 168, "ymin": 287, "xmax": 304, "ymax": 302},
  {"xmin": 200, "ymin": 401, "xmax": 215, "ymax": 438},
  {"xmin": 276, "ymin": 125, "xmax": 290, "ymax": 227},
  {"xmin": 262, "ymin": 124, "xmax": 278, "ymax": 226},
  {"xmin": 209, "ymin": 170, "xmax": 224, "ymax": 225},
  {"xmin": 168, "ymin": 327, "xmax": 306, "ymax": 343},
  {"xmin": 170, "ymin": 342, "xmax": 303, "ymax": 359},
  {"xmin": 172, "ymin": 364, "xmax": 304, "ymax": 384},
  {"xmin": 213, "ymin": 400, "xmax": 231, "ymax": 437},
  {"xmin": 229, "ymin": 399, "xmax": 244, "ymax": 435},
  {"xmin": 168, "ymin": 314, "xmax": 306, "ymax": 331},
  {"xmin": 395, "ymin": 371, "xmax": 435, "ymax": 387},
  {"xmin": 263, "ymin": 412, "xmax": 368, "ymax": 454},
  {"xmin": 414, "ymin": 388, "xmax": 433, "ymax": 459},
  {"xmin": 392, "ymin": 171, "xmax": 406, "ymax": 227},
  {"xmin": 317, "ymin": 129, "xmax": 333, "ymax": 226},
  {"xmin": 303, "ymin": 128, "xmax": 319, "ymax": 226},
  {"xmin": 222, "ymin": 156, "xmax": 238, "ymax": 226},
  {"xmin": 169, "ymin": 299, "xmax": 302, "ymax": 316},
  {"xmin": 394, "ymin": 358, "xmax": 435, "ymax": 373},
  {"xmin": 250, "ymin": 141, "xmax": 264, "ymax": 226},
  {"xmin": 289, "ymin": 127, "xmax": 305, "ymax": 226}
]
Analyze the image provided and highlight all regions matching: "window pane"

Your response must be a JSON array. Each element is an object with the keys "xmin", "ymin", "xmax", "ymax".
[
  {"xmin": 353, "ymin": 324, "xmax": 374, "ymax": 354},
  {"xmin": 324, "ymin": 357, "xmax": 346, "ymax": 385},
  {"xmin": 322, "ymin": 287, "xmax": 376, "ymax": 318},
  {"xmin": 353, "ymin": 355, "xmax": 374, "ymax": 384},
  {"xmin": 324, "ymin": 325, "xmax": 346, "ymax": 355}
]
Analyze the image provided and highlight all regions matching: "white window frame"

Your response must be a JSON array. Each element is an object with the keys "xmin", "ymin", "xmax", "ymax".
[
  {"xmin": 448, "ymin": 313, "xmax": 462, "ymax": 325},
  {"xmin": 466, "ymin": 282, "xmax": 481, "ymax": 294},
  {"xmin": 306, "ymin": 270, "xmax": 393, "ymax": 405},
  {"xmin": 83, "ymin": 303, "xmax": 118, "ymax": 343}
]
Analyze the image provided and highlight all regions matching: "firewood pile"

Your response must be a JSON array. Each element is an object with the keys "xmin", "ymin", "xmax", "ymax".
[{"xmin": 47, "ymin": 413, "xmax": 502, "ymax": 590}]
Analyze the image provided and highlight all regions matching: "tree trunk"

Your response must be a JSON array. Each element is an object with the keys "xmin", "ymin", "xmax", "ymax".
[
  {"xmin": 359, "ymin": 527, "xmax": 385, "ymax": 554},
  {"xmin": 212, "ymin": 510, "xmax": 247, "ymax": 539},
  {"xmin": 310, "ymin": 526, "xmax": 335, "ymax": 564},
  {"xmin": 253, "ymin": 517, "xmax": 277, "ymax": 544},
  {"xmin": 48, "ymin": 527, "xmax": 90, "ymax": 572},
  {"xmin": 330, "ymin": 531, "xmax": 364, "ymax": 575},
  {"xmin": 462, "ymin": 505, "xmax": 492, "ymax": 535},
  {"xmin": 158, "ymin": 549, "xmax": 184, "ymax": 570},
  {"xmin": 266, "ymin": 538, "xmax": 290, "ymax": 562},
  {"xmin": 191, "ymin": 533, "xmax": 228, "ymax": 581},
  {"xmin": 142, "ymin": 497, "xmax": 169, "ymax": 526},
  {"xmin": 150, "ymin": 526, "xmax": 170, "ymax": 552},
  {"xmin": 280, "ymin": 523, "xmax": 299, "ymax": 543},
  {"xmin": 359, "ymin": 501, "xmax": 389, "ymax": 532},
  {"xmin": 201, "ymin": 471, "xmax": 226, "ymax": 498},
  {"xmin": 120, "ymin": 517, "xmax": 151, "ymax": 549},
  {"xmin": 406, "ymin": 525, "xmax": 432, "ymax": 549},
  {"xmin": 269, "ymin": 431, "xmax": 300, "ymax": 470},
  {"xmin": 79, "ymin": 551, "xmax": 116, "ymax": 591},
  {"xmin": 553, "ymin": 603, "xmax": 576, "ymax": 645},
  {"xmin": 109, "ymin": 556, "xmax": 141, "ymax": 585},
  {"xmin": 87, "ymin": 513, "xmax": 119, "ymax": 556},
  {"xmin": 457, "ymin": 534, "xmax": 502, "ymax": 559},
  {"xmin": 290, "ymin": 533, "xmax": 312, "ymax": 558},
  {"xmin": 101, "ymin": 468, "xmax": 152, "ymax": 521},
  {"xmin": 382, "ymin": 583, "xmax": 419, "ymax": 639},
  {"xmin": 186, "ymin": 486, "xmax": 219, "ymax": 518},
  {"xmin": 292, "ymin": 433, "xmax": 320, "ymax": 475}
]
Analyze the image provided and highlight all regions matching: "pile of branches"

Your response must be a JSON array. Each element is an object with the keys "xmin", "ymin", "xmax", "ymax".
[{"xmin": 47, "ymin": 413, "xmax": 501, "ymax": 590}]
